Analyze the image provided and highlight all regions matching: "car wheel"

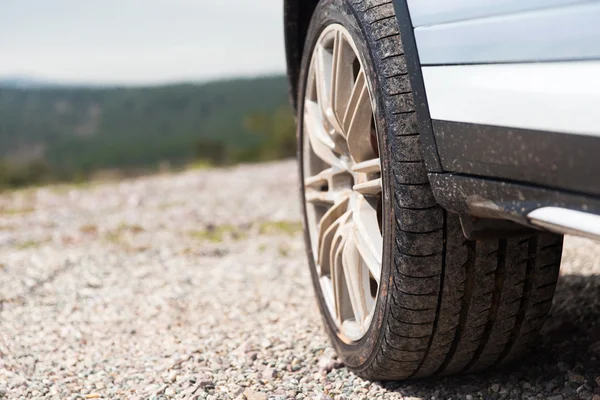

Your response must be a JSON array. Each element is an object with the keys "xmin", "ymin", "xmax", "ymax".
[{"xmin": 297, "ymin": 0, "xmax": 564, "ymax": 380}]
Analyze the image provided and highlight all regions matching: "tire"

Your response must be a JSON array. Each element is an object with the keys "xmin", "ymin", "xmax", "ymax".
[{"xmin": 297, "ymin": 0, "xmax": 564, "ymax": 380}]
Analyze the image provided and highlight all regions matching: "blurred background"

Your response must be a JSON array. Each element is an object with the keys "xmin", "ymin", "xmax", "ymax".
[{"xmin": 0, "ymin": 0, "xmax": 294, "ymax": 189}]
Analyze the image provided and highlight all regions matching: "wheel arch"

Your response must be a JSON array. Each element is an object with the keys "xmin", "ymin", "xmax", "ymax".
[
  {"xmin": 284, "ymin": 0, "xmax": 320, "ymax": 112},
  {"xmin": 285, "ymin": 0, "xmax": 443, "ymax": 171}
]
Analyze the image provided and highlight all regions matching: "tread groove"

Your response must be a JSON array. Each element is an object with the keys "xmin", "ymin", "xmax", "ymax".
[
  {"xmin": 382, "ymin": 52, "xmax": 406, "ymax": 61},
  {"xmin": 391, "ymin": 110, "xmax": 416, "ymax": 116},
  {"xmin": 435, "ymin": 241, "xmax": 476, "ymax": 375},
  {"xmin": 464, "ymin": 239, "xmax": 506, "ymax": 371},
  {"xmin": 393, "ymin": 282, "xmax": 437, "ymax": 297},
  {"xmin": 408, "ymin": 210, "xmax": 448, "ymax": 378},
  {"xmin": 396, "ymin": 226, "xmax": 444, "ymax": 235},
  {"xmin": 540, "ymin": 262, "xmax": 560, "ymax": 270},
  {"xmin": 531, "ymin": 298, "xmax": 553, "ymax": 307},
  {"xmin": 363, "ymin": 1, "xmax": 393, "ymax": 13},
  {"xmin": 496, "ymin": 237, "xmax": 537, "ymax": 364},
  {"xmin": 396, "ymin": 271, "xmax": 441, "ymax": 279},
  {"xmin": 536, "ymin": 281, "xmax": 558, "ymax": 290},
  {"xmin": 375, "ymin": 32, "xmax": 401, "ymax": 42},
  {"xmin": 390, "ymin": 314, "xmax": 435, "ymax": 326},
  {"xmin": 385, "ymin": 72, "xmax": 409, "ymax": 78},
  {"xmin": 393, "ymin": 304, "xmax": 436, "ymax": 312},
  {"xmin": 396, "ymin": 248, "xmax": 444, "ymax": 258},
  {"xmin": 541, "ymin": 243, "xmax": 562, "ymax": 251},
  {"xmin": 369, "ymin": 15, "xmax": 397, "ymax": 25},
  {"xmin": 387, "ymin": 328, "xmax": 432, "ymax": 340},
  {"xmin": 395, "ymin": 204, "xmax": 439, "ymax": 211},
  {"xmin": 369, "ymin": 14, "xmax": 398, "ymax": 25}
]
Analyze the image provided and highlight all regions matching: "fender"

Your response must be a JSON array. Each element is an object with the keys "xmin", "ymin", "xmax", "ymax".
[{"xmin": 283, "ymin": 0, "xmax": 443, "ymax": 172}]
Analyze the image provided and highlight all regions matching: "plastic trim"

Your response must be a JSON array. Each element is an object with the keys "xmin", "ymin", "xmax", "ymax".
[{"xmin": 432, "ymin": 120, "xmax": 600, "ymax": 196}]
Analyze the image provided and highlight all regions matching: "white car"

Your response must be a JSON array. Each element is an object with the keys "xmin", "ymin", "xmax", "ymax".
[{"xmin": 284, "ymin": 0, "xmax": 600, "ymax": 380}]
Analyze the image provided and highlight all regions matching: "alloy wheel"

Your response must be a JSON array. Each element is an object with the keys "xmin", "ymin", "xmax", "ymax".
[{"xmin": 302, "ymin": 24, "xmax": 383, "ymax": 342}]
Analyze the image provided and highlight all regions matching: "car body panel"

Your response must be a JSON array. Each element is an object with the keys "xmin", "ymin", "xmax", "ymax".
[
  {"xmin": 414, "ymin": 2, "xmax": 600, "ymax": 65},
  {"xmin": 405, "ymin": 0, "xmax": 591, "ymax": 27},
  {"xmin": 422, "ymin": 62, "xmax": 600, "ymax": 137}
]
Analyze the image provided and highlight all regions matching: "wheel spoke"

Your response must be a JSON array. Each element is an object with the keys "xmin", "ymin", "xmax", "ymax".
[
  {"xmin": 317, "ymin": 199, "xmax": 350, "ymax": 270},
  {"xmin": 304, "ymin": 100, "xmax": 344, "ymax": 168},
  {"xmin": 319, "ymin": 276, "xmax": 337, "ymax": 324},
  {"xmin": 353, "ymin": 178, "xmax": 382, "ymax": 195},
  {"xmin": 331, "ymin": 224, "xmax": 350, "ymax": 324},
  {"xmin": 304, "ymin": 167, "xmax": 333, "ymax": 189},
  {"xmin": 314, "ymin": 44, "xmax": 333, "ymax": 119},
  {"xmin": 304, "ymin": 167, "xmax": 352, "ymax": 191},
  {"xmin": 343, "ymin": 70, "xmax": 374, "ymax": 163},
  {"xmin": 342, "ymin": 236, "xmax": 369, "ymax": 329},
  {"xmin": 352, "ymin": 158, "xmax": 381, "ymax": 174},
  {"xmin": 331, "ymin": 31, "xmax": 354, "ymax": 134},
  {"xmin": 319, "ymin": 212, "xmax": 347, "ymax": 275},
  {"xmin": 352, "ymin": 195, "xmax": 382, "ymax": 282}
]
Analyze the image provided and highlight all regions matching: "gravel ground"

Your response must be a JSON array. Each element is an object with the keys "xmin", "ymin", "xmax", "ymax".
[{"xmin": 1, "ymin": 160, "xmax": 599, "ymax": 400}]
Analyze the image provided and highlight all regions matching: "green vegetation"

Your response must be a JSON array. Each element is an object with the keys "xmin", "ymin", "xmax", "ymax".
[
  {"xmin": 190, "ymin": 224, "xmax": 247, "ymax": 243},
  {"xmin": 0, "ymin": 205, "xmax": 35, "ymax": 216},
  {"xmin": 191, "ymin": 220, "xmax": 303, "ymax": 243},
  {"xmin": 258, "ymin": 220, "xmax": 303, "ymax": 236},
  {"xmin": 104, "ymin": 223, "xmax": 146, "ymax": 244},
  {"xmin": 16, "ymin": 239, "xmax": 45, "ymax": 250},
  {"xmin": 0, "ymin": 75, "xmax": 295, "ymax": 189}
]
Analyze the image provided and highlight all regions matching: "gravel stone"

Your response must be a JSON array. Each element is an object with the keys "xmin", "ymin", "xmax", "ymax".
[
  {"xmin": 568, "ymin": 370, "xmax": 586, "ymax": 384},
  {"xmin": 1, "ymin": 160, "xmax": 599, "ymax": 399}
]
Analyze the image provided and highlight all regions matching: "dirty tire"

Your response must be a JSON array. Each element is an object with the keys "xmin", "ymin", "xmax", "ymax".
[{"xmin": 298, "ymin": 0, "xmax": 564, "ymax": 380}]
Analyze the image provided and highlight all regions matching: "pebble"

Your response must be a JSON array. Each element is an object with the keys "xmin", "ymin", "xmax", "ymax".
[
  {"xmin": 262, "ymin": 367, "xmax": 277, "ymax": 380},
  {"xmin": 198, "ymin": 380, "xmax": 215, "ymax": 390},
  {"xmin": 568, "ymin": 370, "xmax": 586, "ymax": 384},
  {"xmin": 243, "ymin": 388, "xmax": 267, "ymax": 400}
]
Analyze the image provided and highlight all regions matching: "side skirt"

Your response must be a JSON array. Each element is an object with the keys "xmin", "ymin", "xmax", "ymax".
[{"xmin": 430, "ymin": 172, "xmax": 600, "ymax": 233}]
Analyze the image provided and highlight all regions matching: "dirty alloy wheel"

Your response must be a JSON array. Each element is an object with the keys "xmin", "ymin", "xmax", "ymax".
[{"xmin": 298, "ymin": 0, "xmax": 564, "ymax": 380}]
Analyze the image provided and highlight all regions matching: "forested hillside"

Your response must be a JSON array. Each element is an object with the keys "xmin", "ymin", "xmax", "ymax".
[{"xmin": 0, "ymin": 75, "xmax": 295, "ymax": 188}]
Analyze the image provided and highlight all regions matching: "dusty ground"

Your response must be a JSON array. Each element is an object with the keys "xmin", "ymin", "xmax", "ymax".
[{"xmin": 1, "ymin": 160, "xmax": 599, "ymax": 400}]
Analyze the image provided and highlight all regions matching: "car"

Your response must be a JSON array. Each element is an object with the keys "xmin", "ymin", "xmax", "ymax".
[{"xmin": 284, "ymin": 0, "xmax": 600, "ymax": 380}]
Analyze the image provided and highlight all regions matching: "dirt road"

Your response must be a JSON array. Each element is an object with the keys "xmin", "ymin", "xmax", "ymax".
[{"xmin": 1, "ymin": 160, "xmax": 599, "ymax": 399}]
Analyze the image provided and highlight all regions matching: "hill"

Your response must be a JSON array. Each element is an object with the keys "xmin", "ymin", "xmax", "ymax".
[{"xmin": 0, "ymin": 75, "xmax": 296, "ymax": 187}]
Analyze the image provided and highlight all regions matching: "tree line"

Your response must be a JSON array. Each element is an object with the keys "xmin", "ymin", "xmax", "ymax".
[{"xmin": 0, "ymin": 75, "xmax": 297, "ymax": 189}]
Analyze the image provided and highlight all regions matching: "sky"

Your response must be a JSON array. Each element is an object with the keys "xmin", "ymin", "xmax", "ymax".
[{"xmin": 0, "ymin": 0, "xmax": 286, "ymax": 85}]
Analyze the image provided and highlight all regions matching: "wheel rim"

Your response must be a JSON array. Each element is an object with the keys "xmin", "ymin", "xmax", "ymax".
[{"xmin": 302, "ymin": 24, "xmax": 383, "ymax": 343}]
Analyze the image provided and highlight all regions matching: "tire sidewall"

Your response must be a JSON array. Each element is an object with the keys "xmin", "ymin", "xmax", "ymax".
[{"xmin": 297, "ymin": 0, "xmax": 396, "ymax": 370}]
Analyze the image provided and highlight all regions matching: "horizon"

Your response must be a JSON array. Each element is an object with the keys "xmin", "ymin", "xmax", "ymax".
[{"xmin": 0, "ymin": 72, "xmax": 288, "ymax": 89}]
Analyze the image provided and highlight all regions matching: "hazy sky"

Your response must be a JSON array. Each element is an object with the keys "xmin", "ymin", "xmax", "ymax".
[{"xmin": 0, "ymin": 0, "xmax": 286, "ymax": 85}]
